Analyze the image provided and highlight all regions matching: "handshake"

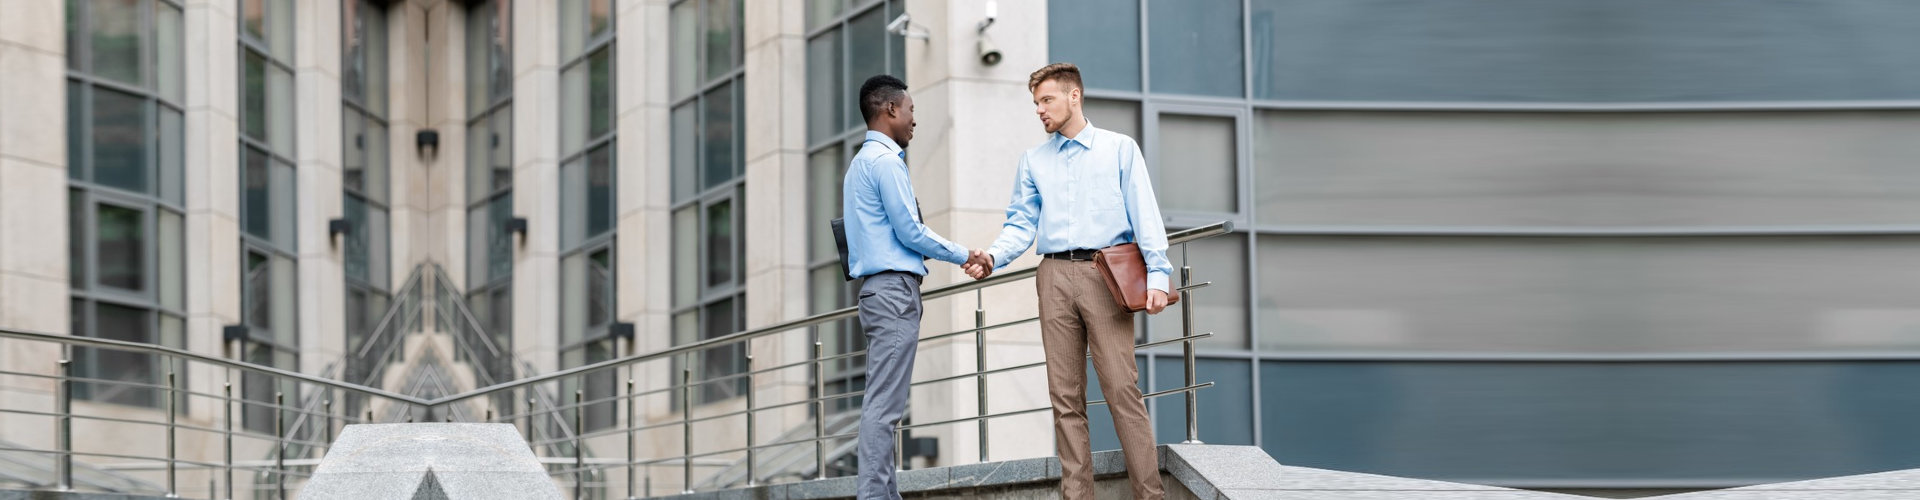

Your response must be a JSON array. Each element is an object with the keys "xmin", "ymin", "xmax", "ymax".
[{"xmin": 962, "ymin": 249, "xmax": 995, "ymax": 280}]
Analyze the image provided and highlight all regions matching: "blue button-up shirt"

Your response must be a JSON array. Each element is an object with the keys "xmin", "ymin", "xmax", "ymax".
[
  {"xmin": 843, "ymin": 130, "xmax": 969, "ymax": 278},
  {"xmin": 987, "ymin": 123, "xmax": 1173, "ymax": 292}
]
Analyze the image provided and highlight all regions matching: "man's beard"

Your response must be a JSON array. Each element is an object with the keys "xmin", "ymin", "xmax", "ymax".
[{"xmin": 1046, "ymin": 108, "xmax": 1075, "ymax": 134}]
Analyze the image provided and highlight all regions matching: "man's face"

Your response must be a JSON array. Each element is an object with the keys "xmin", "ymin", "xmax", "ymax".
[
  {"xmin": 893, "ymin": 93, "xmax": 916, "ymax": 148},
  {"xmin": 1031, "ymin": 79, "xmax": 1076, "ymax": 134}
]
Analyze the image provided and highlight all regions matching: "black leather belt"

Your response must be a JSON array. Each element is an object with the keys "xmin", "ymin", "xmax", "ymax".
[
  {"xmin": 858, "ymin": 270, "xmax": 924, "ymax": 285},
  {"xmin": 1043, "ymin": 249, "xmax": 1098, "ymax": 261}
]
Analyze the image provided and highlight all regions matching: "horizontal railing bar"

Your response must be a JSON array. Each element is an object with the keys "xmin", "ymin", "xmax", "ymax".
[
  {"xmin": 1132, "ymin": 332, "xmax": 1215, "ymax": 351},
  {"xmin": 1089, "ymin": 382, "xmax": 1214, "ymax": 407},
  {"xmin": 746, "ymin": 397, "xmax": 829, "ymax": 414},
  {"xmin": 0, "ymin": 408, "xmax": 331, "ymax": 448},
  {"xmin": 899, "ymin": 406, "xmax": 1053, "ymax": 431},
  {"xmin": 99, "ymin": 457, "xmax": 326, "ymax": 471},
  {"xmin": 918, "ymin": 317, "xmax": 1042, "ymax": 344},
  {"xmin": 914, "ymin": 361, "xmax": 1047, "ymax": 387},
  {"xmin": 0, "ymin": 329, "xmax": 430, "ymax": 405},
  {"xmin": 0, "ymin": 447, "xmax": 300, "ymax": 475}
]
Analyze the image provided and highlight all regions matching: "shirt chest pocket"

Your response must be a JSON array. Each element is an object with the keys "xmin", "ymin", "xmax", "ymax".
[{"xmin": 1082, "ymin": 164, "xmax": 1125, "ymax": 211}]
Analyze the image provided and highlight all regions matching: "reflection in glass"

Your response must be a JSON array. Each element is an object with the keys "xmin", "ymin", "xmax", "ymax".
[
  {"xmin": 90, "ymin": 0, "xmax": 143, "ymax": 86},
  {"xmin": 97, "ymin": 204, "xmax": 144, "ymax": 291},
  {"xmin": 93, "ymin": 88, "xmax": 147, "ymax": 193}
]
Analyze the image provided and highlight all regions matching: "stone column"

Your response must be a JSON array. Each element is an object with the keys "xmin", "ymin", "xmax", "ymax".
[
  {"xmin": 179, "ymin": 0, "xmax": 245, "ymax": 419},
  {"xmin": 739, "ymin": 0, "xmax": 815, "ymax": 455},
  {"xmin": 511, "ymin": 0, "xmax": 561, "ymax": 374},
  {"xmin": 905, "ymin": 0, "xmax": 1056, "ymax": 466},
  {"xmin": 0, "ymin": 0, "xmax": 71, "ymax": 447},
  {"xmin": 295, "ymin": 0, "xmax": 347, "ymax": 368}
]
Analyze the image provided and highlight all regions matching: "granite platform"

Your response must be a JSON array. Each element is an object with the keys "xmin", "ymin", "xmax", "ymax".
[{"xmin": 296, "ymin": 423, "xmax": 563, "ymax": 500}]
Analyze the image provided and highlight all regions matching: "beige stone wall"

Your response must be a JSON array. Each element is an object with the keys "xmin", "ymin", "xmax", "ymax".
[{"xmin": 0, "ymin": 0, "xmax": 72, "ymax": 456}]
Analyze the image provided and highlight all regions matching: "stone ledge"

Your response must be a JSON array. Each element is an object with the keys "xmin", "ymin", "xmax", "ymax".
[
  {"xmin": 0, "ymin": 492, "xmax": 177, "ymax": 500},
  {"xmin": 656, "ymin": 444, "xmax": 1591, "ymax": 500},
  {"xmin": 1651, "ymin": 468, "xmax": 1920, "ymax": 500}
]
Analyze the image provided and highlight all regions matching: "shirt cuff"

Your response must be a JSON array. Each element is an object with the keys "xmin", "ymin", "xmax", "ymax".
[
  {"xmin": 990, "ymin": 248, "xmax": 1016, "ymax": 270},
  {"xmin": 939, "ymin": 242, "xmax": 970, "ymax": 265},
  {"xmin": 1147, "ymin": 272, "xmax": 1170, "ymax": 293}
]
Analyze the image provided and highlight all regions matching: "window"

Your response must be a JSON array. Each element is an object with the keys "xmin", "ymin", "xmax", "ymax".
[
  {"xmin": 558, "ymin": 0, "xmax": 619, "ymax": 429},
  {"xmin": 803, "ymin": 0, "xmax": 906, "ymax": 414},
  {"xmin": 467, "ymin": 0, "xmax": 514, "ymax": 346},
  {"xmin": 669, "ymin": 0, "xmax": 745, "ymax": 408},
  {"xmin": 239, "ymin": 0, "xmax": 298, "ymax": 432},
  {"xmin": 65, "ymin": 0, "xmax": 187, "ymax": 411},
  {"xmin": 343, "ymin": 0, "xmax": 391, "ymax": 366}
]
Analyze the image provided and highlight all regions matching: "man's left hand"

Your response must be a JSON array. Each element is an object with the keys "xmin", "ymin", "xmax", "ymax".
[{"xmin": 1145, "ymin": 290, "xmax": 1169, "ymax": 315}]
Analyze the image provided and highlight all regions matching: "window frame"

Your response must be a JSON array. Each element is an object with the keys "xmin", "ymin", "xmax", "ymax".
[
  {"xmin": 466, "ymin": 0, "xmax": 515, "ymax": 340},
  {"xmin": 668, "ymin": 0, "xmax": 747, "ymax": 408},
  {"xmin": 66, "ymin": 0, "xmax": 190, "ymax": 412},
  {"xmin": 236, "ymin": 0, "xmax": 300, "ymax": 431},
  {"xmin": 558, "ymin": 0, "xmax": 621, "ymax": 429}
]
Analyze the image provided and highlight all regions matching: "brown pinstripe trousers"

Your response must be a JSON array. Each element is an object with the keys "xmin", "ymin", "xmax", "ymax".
[{"xmin": 1037, "ymin": 258, "xmax": 1163, "ymax": 500}]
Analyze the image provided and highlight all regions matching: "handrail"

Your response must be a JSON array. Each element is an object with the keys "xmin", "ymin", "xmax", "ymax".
[
  {"xmin": 451, "ymin": 221, "xmax": 1234, "ymax": 402},
  {"xmin": 351, "ymin": 264, "xmax": 427, "ymax": 360},
  {"xmin": 0, "ymin": 328, "xmax": 429, "ymax": 405},
  {"xmin": 427, "ymin": 262, "xmax": 505, "ymax": 359}
]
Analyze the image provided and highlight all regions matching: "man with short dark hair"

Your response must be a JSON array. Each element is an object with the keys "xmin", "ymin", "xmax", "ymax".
[
  {"xmin": 841, "ymin": 74, "xmax": 991, "ymax": 500},
  {"xmin": 965, "ymin": 63, "xmax": 1171, "ymax": 500}
]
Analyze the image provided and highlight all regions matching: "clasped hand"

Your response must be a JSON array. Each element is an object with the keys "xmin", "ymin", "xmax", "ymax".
[{"xmin": 962, "ymin": 250, "xmax": 993, "ymax": 280}]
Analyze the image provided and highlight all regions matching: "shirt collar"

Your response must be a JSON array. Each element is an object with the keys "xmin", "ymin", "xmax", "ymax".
[
  {"xmin": 864, "ymin": 130, "xmax": 904, "ymax": 154},
  {"xmin": 1053, "ymin": 121, "xmax": 1101, "ymax": 152}
]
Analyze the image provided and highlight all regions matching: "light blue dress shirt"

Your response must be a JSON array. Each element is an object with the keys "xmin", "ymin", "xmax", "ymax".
[
  {"xmin": 987, "ymin": 123, "xmax": 1173, "ymax": 292},
  {"xmin": 843, "ymin": 130, "xmax": 969, "ymax": 278}
]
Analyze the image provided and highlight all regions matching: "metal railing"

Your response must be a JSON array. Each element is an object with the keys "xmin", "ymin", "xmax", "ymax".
[
  {"xmin": 434, "ymin": 221, "xmax": 1232, "ymax": 496},
  {"xmin": 0, "ymin": 221, "xmax": 1230, "ymax": 499}
]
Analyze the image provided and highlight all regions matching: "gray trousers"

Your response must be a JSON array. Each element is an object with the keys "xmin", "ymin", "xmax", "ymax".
[{"xmin": 855, "ymin": 271, "xmax": 922, "ymax": 500}]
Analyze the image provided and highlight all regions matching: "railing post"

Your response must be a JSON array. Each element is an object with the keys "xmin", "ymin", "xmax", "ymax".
[
  {"xmin": 681, "ymin": 362, "xmax": 693, "ymax": 494},
  {"xmin": 55, "ymin": 356, "xmax": 71, "ymax": 491},
  {"xmin": 575, "ymin": 390, "xmax": 585, "ymax": 500},
  {"xmin": 626, "ymin": 376, "xmax": 636, "ymax": 500},
  {"xmin": 166, "ymin": 370, "xmax": 177, "ymax": 496},
  {"xmin": 276, "ymin": 391, "xmax": 287, "ymax": 499},
  {"xmin": 744, "ymin": 353, "xmax": 756, "ymax": 487},
  {"xmin": 1180, "ymin": 262, "xmax": 1202, "ymax": 444},
  {"xmin": 526, "ymin": 398, "xmax": 536, "ymax": 444},
  {"xmin": 975, "ymin": 289, "xmax": 989, "ymax": 463},
  {"xmin": 812, "ymin": 341, "xmax": 826, "ymax": 479},
  {"xmin": 323, "ymin": 398, "xmax": 334, "ymax": 445},
  {"xmin": 223, "ymin": 381, "xmax": 233, "ymax": 500}
]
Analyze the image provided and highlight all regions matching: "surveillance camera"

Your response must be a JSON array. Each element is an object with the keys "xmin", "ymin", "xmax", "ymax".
[{"xmin": 977, "ymin": 37, "xmax": 1002, "ymax": 66}]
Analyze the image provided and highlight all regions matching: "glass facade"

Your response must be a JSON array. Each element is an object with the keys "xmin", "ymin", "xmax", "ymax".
[{"xmin": 1051, "ymin": 0, "xmax": 1920, "ymax": 488}]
